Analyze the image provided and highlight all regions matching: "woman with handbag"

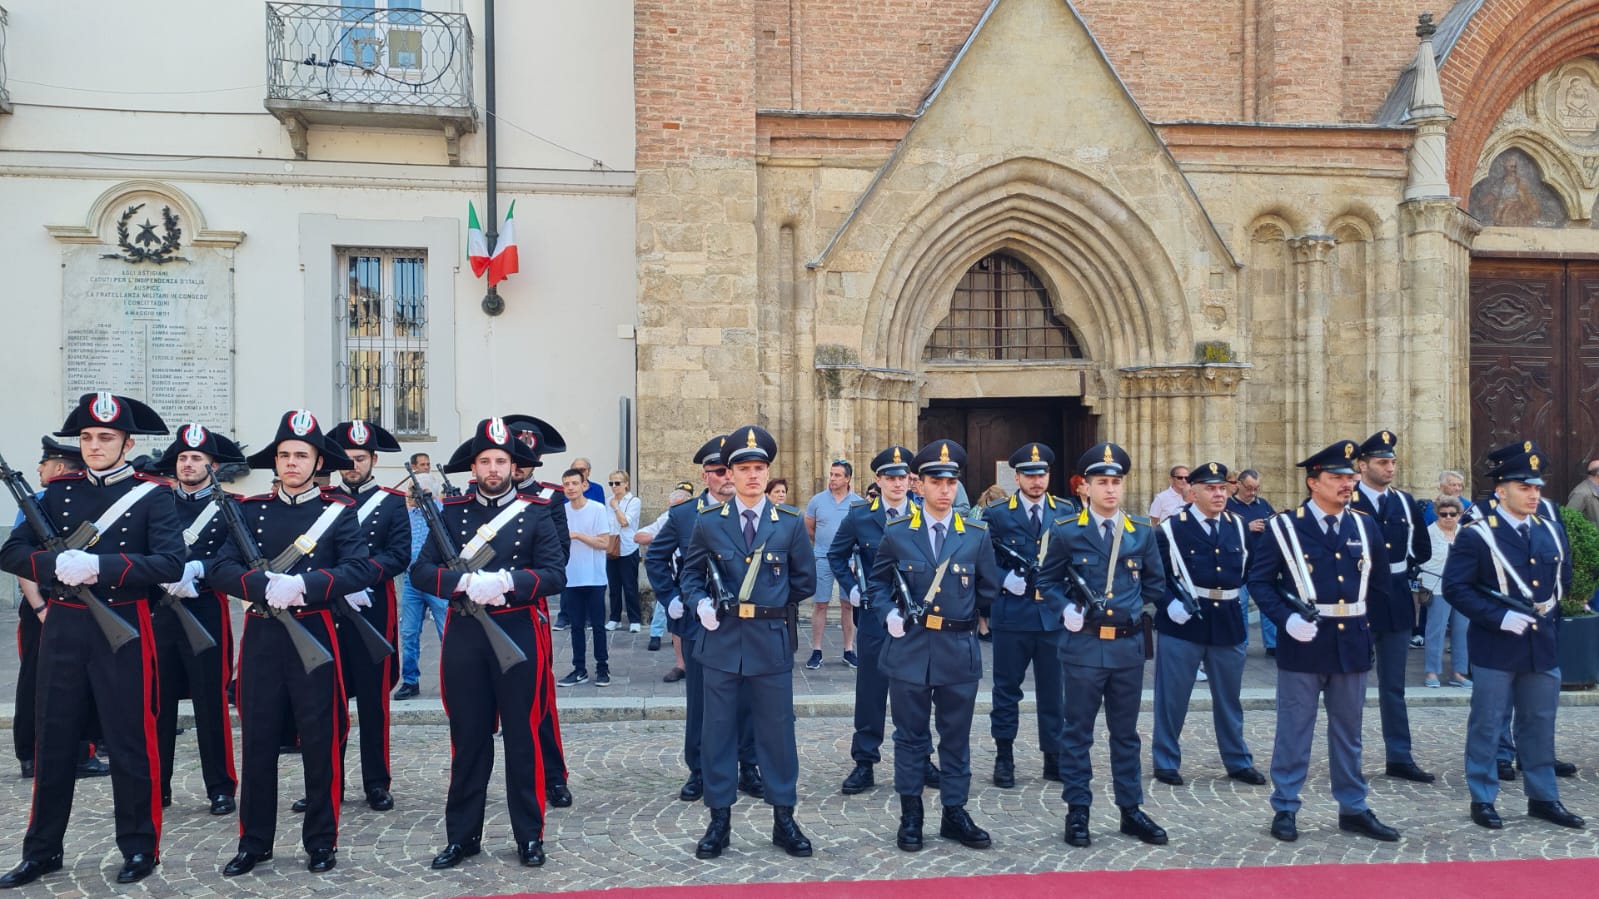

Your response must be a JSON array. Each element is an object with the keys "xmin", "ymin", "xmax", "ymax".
[
  {"xmin": 604, "ymin": 470, "xmax": 643, "ymax": 633},
  {"xmin": 1419, "ymin": 494, "xmax": 1471, "ymax": 688}
]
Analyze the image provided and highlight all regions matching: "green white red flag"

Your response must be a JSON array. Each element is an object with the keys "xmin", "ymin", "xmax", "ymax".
[{"xmin": 467, "ymin": 200, "xmax": 519, "ymax": 286}]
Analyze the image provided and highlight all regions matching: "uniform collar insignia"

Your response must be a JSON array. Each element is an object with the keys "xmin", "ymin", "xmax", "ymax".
[{"xmin": 83, "ymin": 464, "xmax": 134, "ymax": 487}]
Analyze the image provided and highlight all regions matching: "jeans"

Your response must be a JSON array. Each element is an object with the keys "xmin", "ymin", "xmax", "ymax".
[
  {"xmin": 399, "ymin": 580, "xmax": 449, "ymax": 686},
  {"xmin": 649, "ymin": 596, "xmax": 669, "ymax": 638},
  {"xmin": 564, "ymin": 585, "xmax": 609, "ymax": 673},
  {"xmin": 1423, "ymin": 594, "xmax": 1469, "ymax": 676},
  {"xmin": 606, "ymin": 551, "xmax": 642, "ymax": 624}
]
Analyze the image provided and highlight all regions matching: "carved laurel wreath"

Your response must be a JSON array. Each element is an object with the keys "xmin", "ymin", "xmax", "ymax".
[{"xmin": 101, "ymin": 203, "xmax": 190, "ymax": 264}]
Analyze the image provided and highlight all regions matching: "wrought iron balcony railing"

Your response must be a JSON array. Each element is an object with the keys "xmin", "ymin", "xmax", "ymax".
[{"xmin": 264, "ymin": 2, "xmax": 475, "ymax": 161}]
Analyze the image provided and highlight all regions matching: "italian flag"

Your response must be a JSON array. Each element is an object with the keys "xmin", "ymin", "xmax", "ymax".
[{"xmin": 467, "ymin": 200, "xmax": 520, "ymax": 286}]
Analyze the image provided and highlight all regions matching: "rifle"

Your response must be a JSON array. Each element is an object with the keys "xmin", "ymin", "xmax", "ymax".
[
  {"xmin": 704, "ymin": 556, "xmax": 736, "ymax": 620},
  {"xmin": 1484, "ymin": 587, "xmax": 1540, "ymax": 619},
  {"xmin": 1171, "ymin": 580, "xmax": 1205, "ymax": 621},
  {"xmin": 436, "ymin": 469, "xmax": 463, "ymax": 498},
  {"xmin": 208, "ymin": 468, "xmax": 335, "ymax": 674},
  {"xmin": 995, "ymin": 541, "xmax": 1040, "ymax": 598},
  {"xmin": 0, "ymin": 453, "xmax": 141, "ymax": 652},
  {"xmin": 891, "ymin": 564, "xmax": 927, "ymax": 629},
  {"xmin": 1279, "ymin": 586, "xmax": 1320, "ymax": 623},
  {"xmin": 850, "ymin": 546, "xmax": 871, "ymax": 611},
  {"xmin": 160, "ymin": 583, "xmax": 218, "ymax": 655},
  {"xmin": 332, "ymin": 586, "xmax": 395, "ymax": 664},
  {"xmin": 405, "ymin": 462, "xmax": 527, "ymax": 673},
  {"xmin": 1063, "ymin": 564, "xmax": 1110, "ymax": 618}
]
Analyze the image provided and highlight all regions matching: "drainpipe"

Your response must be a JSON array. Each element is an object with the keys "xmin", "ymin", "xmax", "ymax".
[{"xmin": 481, "ymin": 0, "xmax": 503, "ymax": 315}]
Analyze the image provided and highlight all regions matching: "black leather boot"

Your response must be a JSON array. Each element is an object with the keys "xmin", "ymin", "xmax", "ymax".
[
  {"xmin": 771, "ymin": 805, "xmax": 813, "ymax": 857},
  {"xmin": 696, "ymin": 807, "xmax": 732, "ymax": 859},
  {"xmin": 992, "ymin": 739, "xmax": 1016, "ymax": 788},
  {"xmin": 1042, "ymin": 752, "xmax": 1061, "ymax": 782},
  {"xmin": 939, "ymin": 804, "xmax": 992, "ymax": 849},
  {"xmin": 896, "ymin": 794, "xmax": 924, "ymax": 852}
]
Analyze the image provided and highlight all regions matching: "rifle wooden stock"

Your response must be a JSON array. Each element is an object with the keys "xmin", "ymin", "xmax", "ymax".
[
  {"xmin": 333, "ymin": 590, "xmax": 395, "ymax": 664},
  {"xmin": 0, "ymin": 453, "xmax": 140, "ymax": 653},
  {"xmin": 406, "ymin": 463, "xmax": 527, "ymax": 674},
  {"xmin": 161, "ymin": 593, "xmax": 218, "ymax": 654}
]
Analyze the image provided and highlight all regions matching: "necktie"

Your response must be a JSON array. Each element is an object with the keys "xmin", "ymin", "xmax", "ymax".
[
  {"xmin": 1029, "ymin": 504, "xmax": 1042, "ymax": 537},
  {"xmin": 887, "ymin": 507, "xmax": 900, "ymax": 521},
  {"xmin": 932, "ymin": 522, "xmax": 946, "ymax": 559},
  {"xmin": 1376, "ymin": 492, "xmax": 1389, "ymax": 518},
  {"xmin": 1202, "ymin": 518, "xmax": 1215, "ymax": 538},
  {"xmin": 1101, "ymin": 520, "xmax": 1113, "ymax": 550},
  {"xmin": 1517, "ymin": 523, "xmax": 1530, "ymax": 543},
  {"xmin": 1324, "ymin": 514, "xmax": 1340, "ymax": 549},
  {"xmin": 742, "ymin": 509, "xmax": 757, "ymax": 550}
]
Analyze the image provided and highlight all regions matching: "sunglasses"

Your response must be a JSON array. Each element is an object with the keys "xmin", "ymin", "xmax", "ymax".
[
  {"xmin": 1437, "ymin": 511, "xmax": 1460, "ymax": 518},
  {"xmin": 609, "ymin": 480, "xmax": 625, "ymax": 487}
]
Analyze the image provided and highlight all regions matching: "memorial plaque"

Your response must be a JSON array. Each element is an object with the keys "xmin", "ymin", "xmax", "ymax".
[{"xmin": 61, "ymin": 244, "xmax": 235, "ymax": 431}]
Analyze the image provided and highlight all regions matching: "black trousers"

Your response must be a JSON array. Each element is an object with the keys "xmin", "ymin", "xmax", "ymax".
[
  {"xmin": 337, "ymin": 585, "xmax": 398, "ymax": 794},
  {"xmin": 441, "ymin": 604, "xmax": 547, "ymax": 847},
  {"xmin": 154, "ymin": 592, "xmax": 237, "ymax": 802},
  {"xmin": 13, "ymin": 603, "xmax": 40, "ymax": 764},
  {"xmin": 24, "ymin": 599, "xmax": 161, "ymax": 861},
  {"xmin": 237, "ymin": 609, "xmax": 345, "ymax": 855},
  {"xmin": 605, "ymin": 552, "xmax": 642, "ymax": 624}
]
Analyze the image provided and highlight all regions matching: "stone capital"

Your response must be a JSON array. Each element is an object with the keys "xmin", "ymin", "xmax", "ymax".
[
  {"xmin": 1287, "ymin": 235, "xmax": 1337, "ymax": 263},
  {"xmin": 1115, "ymin": 363, "xmax": 1250, "ymax": 399}
]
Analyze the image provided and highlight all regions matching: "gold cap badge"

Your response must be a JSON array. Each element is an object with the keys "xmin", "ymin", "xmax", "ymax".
[
  {"xmin": 1209, "ymin": 462, "xmax": 1218, "ymax": 474},
  {"xmin": 939, "ymin": 443, "xmax": 950, "ymax": 463},
  {"xmin": 1381, "ymin": 431, "xmax": 1392, "ymax": 444},
  {"xmin": 1344, "ymin": 443, "xmax": 1354, "ymax": 458},
  {"xmin": 1103, "ymin": 444, "xmax": 1114, "ymax": 463},
  {"xmin": 746, "ymin": 429, "xmax": 757, "ymax": 448},
  {"xmin": 892, "ymin": 447, "xmax": 902, "ymax": 463},
  {"xmin": 1531, "ymin": 454, "xmax": 1540, "ymax": 470},
  {"xmin": 1030, "ymin": 444, "xmax": 1041, "ymax": 462}
]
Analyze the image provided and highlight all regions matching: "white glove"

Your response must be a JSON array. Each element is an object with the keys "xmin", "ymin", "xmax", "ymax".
[
  {"xmin": 696, "ymin": 598, "xmax": 720, "ymax": 632},
  {"xmin": 667, "ymin": 596, "xmax": 685, "ymax": 619},
  {"xmin": 182, "ymin": 559, "xmax": 204, "ymax": 583},
  {"xmin": 1500, "ymin": 611, "xmax": 1536, "ymax": 635},
  {"xmin": 1285, "ymin": 613, "xmax": 1318, "ymax": 643},
  {"xmin": 1062, "ymin": 605, "xmax": 1085, "ymax": 632},
  {"xmin": 1002, "ymin": 571, "xmax": 1028, "ymax": 596},
  {"xmin": 886, "ymin": 609, "xmax": 906, "ymax": 638},
  {"xmin": 466, "ymin": 570, "xmax": 512, "ymax": 606},
  {"xmin": 264, "ymin": 572, "xmax": 306, "ymax": 609},
  {"xmin": 848, "ymin": 586, "xmax": 862, "ymax": 607},
  {"xmin": 1166, "ymin": 598, "xmax": 1192, "ymax": 626},
  {"xmin": 345, "ymin": 591, "xmax": 373, "ymax": 610},
  {"xmin": 55, "ymin": 549, "xmax": 100, "ymax": 586},
  {"xmin": 162, "ymin": 559, "xmax": 207, "ymax": 599}
]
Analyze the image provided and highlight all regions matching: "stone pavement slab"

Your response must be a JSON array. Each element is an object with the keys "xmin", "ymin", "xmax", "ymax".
[{"xmin": 1, "ymin": 705, "xmax": 1596, "ymax": 896}]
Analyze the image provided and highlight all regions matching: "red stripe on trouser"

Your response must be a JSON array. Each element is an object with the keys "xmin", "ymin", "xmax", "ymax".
[
  {"xmin": 321, "ymin": 610, "xmax": 345, "ymax": 841},
  {"xmin": 440, "ymin": 610, "xmax": 453, "ymax": 786},
  {"xmin": 527, "ymin": 607, "xmax": 547, "ymax": 816},
  {"xmin": 136, "ymin": 603, "xmax": 164, "ymax": 852},
  {"xmin": 235, "ymin": 617, "xmax": 251, "ymax": 840},
  {"xmin": 216, "ymin": 594, "xmax": 238, "ymax": 785},
  {"xmin": 536, "ymin": 597, "xmax": 565, "ymax": 758},
  {"xmin": 381, "ymin": 585, "xmax": 396, "ymax": 776}
]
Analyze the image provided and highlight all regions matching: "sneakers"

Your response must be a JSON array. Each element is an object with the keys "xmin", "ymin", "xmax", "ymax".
[
  {"xmin": 605, "ymin": 620, "xmax": 619, "ymax": 632},
  {"xmin": 557, "ymin": 670, "xmax": 589, "ymax": 687},
  {"xmin": 553, "ymin": 617, "xmax": 569, "ymax": 632},
  {"xmin": 629, "ymin": 623, "xmax": 641, "ymax": 633},
  {"xmin": 842, "ymin": 650, "xmax": 859, "ymax": 670},
  {"xmin": 595, "ymin": 670, "xmax": 612, "ymax": 687},
  {"xmin": 1449, "ymin": 676, "xmax": 1473, "ymax": 688},
  {"xmin": 1425, "ymin": 675, "xmax": 1442, "ymax": 688},
  {"xmin": 806, "ymin": 650, "xmax": 824, "ymax": 670},
  {"xmin": 1410, "ymin": 635, "xmax": 1425, "ymax": 649},
  {"xmin": 1196, "ymin": 666, "xmax": 1208, "ymax": 683}
]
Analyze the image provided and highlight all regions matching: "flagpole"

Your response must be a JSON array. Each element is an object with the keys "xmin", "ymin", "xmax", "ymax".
[{"xmin": 481, "ymin": 0, "xmax": 503, "ymax": 316}]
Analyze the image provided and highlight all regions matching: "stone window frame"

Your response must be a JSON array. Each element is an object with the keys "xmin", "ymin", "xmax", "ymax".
[{"xmin": 922, "ymin": 250, "xmax": 1086, "ymax": 362}]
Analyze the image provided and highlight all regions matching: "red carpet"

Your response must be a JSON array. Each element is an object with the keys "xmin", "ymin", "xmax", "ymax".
[{"xmin": 463, "ymin": 857, "xmax": 1599, "ymax": 898}]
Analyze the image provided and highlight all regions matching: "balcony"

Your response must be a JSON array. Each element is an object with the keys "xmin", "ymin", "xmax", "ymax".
[
  {"xmin": 1, "ymin": 6, "xmax": 12, "ymax": 115},
  {"xmin": 264, "ymin": 2, "xmax": 476, "ymax": 163}
]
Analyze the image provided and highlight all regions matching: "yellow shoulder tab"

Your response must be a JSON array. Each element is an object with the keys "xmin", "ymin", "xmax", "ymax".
[{"xmin": 1076, "ymin": 509, "xmax": 1089, "ymax": 526}]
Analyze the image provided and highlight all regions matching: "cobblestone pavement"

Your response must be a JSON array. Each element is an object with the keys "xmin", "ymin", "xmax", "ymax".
[{"xmin": 2, "ymin": 704, "xmax": 1597, "ymax": 897}]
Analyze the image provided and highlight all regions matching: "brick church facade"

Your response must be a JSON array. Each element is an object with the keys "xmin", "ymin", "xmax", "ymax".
[{"xmin": 633, "ymin": 0, "xmax": 1599, "ymax": 507}]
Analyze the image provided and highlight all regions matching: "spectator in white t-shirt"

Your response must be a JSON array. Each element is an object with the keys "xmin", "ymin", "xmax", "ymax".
[
  {"xmin": 1147, "ymin": 465, "xmax": 1190, "ymax": 523},
  {"xmin": 557, "ymin": 468, "xmax": 618, "ymax": 688}
]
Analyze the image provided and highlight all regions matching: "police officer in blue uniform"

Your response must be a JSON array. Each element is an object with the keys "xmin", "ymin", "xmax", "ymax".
[
  {"xmin": 1443, "ymin": 440, "xmax": 1585, "ymax": 831},
  {"xmin": 871, "ymin": 439, "xmax": 999, "ymax": 852},
  {"xmin": 1463, "ymin": 442, "xmax": 1579, "ymax": 782},
  {"xmin": 1150, "ymin": 461, "xmax": 1265, "ymax": 787},
  {"xmin": 412, "ymin": 418, "xmax": 567, "ymax": 869},
  {"xmin": 679, "ymin": 425, "xmax": 815, "ymax": 860},
  {"xmin": 1348, "ymin": 430, "xmax": 1435, "ymax": 783},
  {"xmin": 0, "ymin": 393, "xmax": 183, "ymax": 888},
  {"xmin": 150, "ymin": 422, "xmax": 248, "ymax": 817},
  {"xmin": 1037, "ymin": 441, "xmax": 1168, "ymax": 848},
  {"xmin": 1249, "ymin": 439, "xmax": 1399, "ymax": 843},
  {"xmin": 984, "ymin": 442, "xmax": 1069, "ymax": 788},
  {"xmin": 644, "ymin": 435, "xmax": 760, "ymax": 804},
  {"xmin": 328, "ymin": 420, "xmax": 413, "ymax": 812},
  {"xmin": 212, "ymin": 410, "xmax": 378, "ymax": 877},
  {"xmin": 828, "ymin": 444, "xmax": 925, "ymax": 796}
]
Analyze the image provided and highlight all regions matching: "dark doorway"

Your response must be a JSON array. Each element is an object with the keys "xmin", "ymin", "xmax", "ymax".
[
  {"xmin": 918, "ymin": 397, "xmax": 1098, "ymax": 501},
  {"xmin": 1469, "ymin": 259, "xmax": 1599, "ymax": 501}
]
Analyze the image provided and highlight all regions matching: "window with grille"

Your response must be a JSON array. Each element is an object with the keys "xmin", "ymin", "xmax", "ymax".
[
  {"xmin": 923, "ymin": 252, "xmax": 1085, "ymax": 362},
  {"xmin": 335, "ymin": 248, "xmax": 429, "ymax": 436}
]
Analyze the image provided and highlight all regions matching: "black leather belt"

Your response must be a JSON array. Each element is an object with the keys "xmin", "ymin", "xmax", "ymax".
[
  {"xmin": 1092, "ymin": 622, "xmax": 1143, "ymax": 640},
  {"xmin": 730, "ymin": 603, "xmax": 787, "ymax": 620},
  {"xmin": 922, "ymin": 615, "xmax": 977, "ymax": 632}
]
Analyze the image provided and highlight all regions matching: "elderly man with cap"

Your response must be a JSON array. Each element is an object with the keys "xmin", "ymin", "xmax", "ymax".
[
  {"xmin": 983, "ymin": 442, "xmax": 1070, "ymax": 789},
  {"xmin": 411, "ymin": 418, "xmax": 566, "ymax": 870},
  {"xmin": 149, "ymin": 423, "xmax": 247, "ymax": 817},
  {"xmin": 1037, "ymin": 442, "xmax": 1168, "ymax": 848},
  {"xmin": 11, "ymin": 436, "xmax": 104, "ymax": 784},
  {"xmin": 1150, "ymin": 462, "xmax": 1265, "ymax": 788},
  {"xmin": 1249, "ymin": 440, "xmax": 1399, "ymax": 843},
  {"xmin": 323, "ymin": 420, "xmax": 412, "ymax": 813},
  {"xmin": 870, "ymin": 439, "xmax": 999, "ymax": 852},
  {"xmin": 1348, "ymin": 430, "xmax": 1435, "ymax": 784},
  {"xmin": 828, "ymin": 444, "xmax": 937, "ymax": 796},
  {"xmin": 645, "ymin": 434, "xmax": 762, "ymax": 803},
  {"xmin": 679, "ymin": 425, "xmax": 815, "ymax": 860},
  {"xmin": 1444, "ymin": 440, "xmax": 1585, "ymax": 831},
  {"xmin": 209, "ymin": 411, "xmax": 378, "ymax": 877},
  {"xmin": 0, "ymin": 393, "xmax": 183, "ymax": 887}
]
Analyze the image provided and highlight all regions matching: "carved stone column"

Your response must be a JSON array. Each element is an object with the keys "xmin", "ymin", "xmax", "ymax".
[
  {"xmin": 1400, "ymin": 199, "xmax": 1480, "ymax": 486},
  {"xmin": 1114, "ymin": 363, "xmax": 1250, "ymax": 506}
]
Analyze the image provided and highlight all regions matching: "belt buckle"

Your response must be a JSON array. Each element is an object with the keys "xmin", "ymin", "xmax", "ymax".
[
  {"xmin": 924, "ymin": 614, "xmax": 944, "ymax": 630},
  {"xmin": 1098, "ymin": 625, "xmax": 1117, "ymax": 640},
  {"xmin": 738, "ymin": 603, "xmax": 755, "ymax": 619},
  {"xmin": 293, "ymin": 535, "xmax": 316, "ymax": 555},
  {"xmin": 475, "ymin": 524, "xmax": 497, "ymax": 543}
]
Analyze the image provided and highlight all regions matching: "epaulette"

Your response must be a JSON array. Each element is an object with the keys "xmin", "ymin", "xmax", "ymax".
[
  {"xmin": 885, "ymin": 513, "xmax": 914, "ymax": 527},
  {"xmin": 241, "ymin": 492, "xmax": 274, "ymax": 503},
  {"xmin": 442, "ymin": 494, "xmax": 473, "ymax": 505},
  {"xmin": 380, "ymin": 486, "xmax": 408, "ymax": 497},
  {"xmin": 132, "ymin": 471, "xmax": 169, "ymax": 485},
  {"xmin": 701, "ymin": 501, "xmax": 726, "ymax": 515},
  {"xmin": 849, "ymin": 498, "xmax": 874, "ymax": 510},
  {"xmin": 776, "ymin": 503, "xmax": 801, "ymax": 516},
  {"xmin": 1348, "ymin": 506, "xmax": 1372, "ymax": 518},
  {"xmin": 963, "ymin": 518, "xmax": 989, "ymax": 531},
  {"xmin": 517, "ymin": 491, "xmax": 552, "ymax": 505},
  {"xmin": 987, "ymin": 495, "xmax": 1011, "ymax": 509},
  {"xmin": 1126, "ymin": 513, "xmax": 1151, "ymax": 529},
  {"xmin": 320, "ymin": 488, "xmax": 356, "ymax": 506},
  {"xmin": 49, "ymin": 471, "xmax": 86, "ymax": 482}
]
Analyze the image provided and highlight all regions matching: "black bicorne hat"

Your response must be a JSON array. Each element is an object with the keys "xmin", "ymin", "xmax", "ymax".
[
  {"xmin": 442, "ymin": 417, "xmax": 540, "ymax": 474},
  {"xmin": 153, "ymin": 422, "xmax": 247, "ymax": 474},
  {"xmin": 245, "ymin": 410, "xmax": 354, "ymax": 473},
  {"xmin": 329, "ymin": 420, "xmax": 402, "ymax": 454},
  {"xmin": 55, "ymin": 392, "xmax": 168, "ymax": 437}
]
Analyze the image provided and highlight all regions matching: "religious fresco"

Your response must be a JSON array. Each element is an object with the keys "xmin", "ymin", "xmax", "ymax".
[{"xmin": 1469, "ymin": 148, "xmax": 1568, "ymax": 228}]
